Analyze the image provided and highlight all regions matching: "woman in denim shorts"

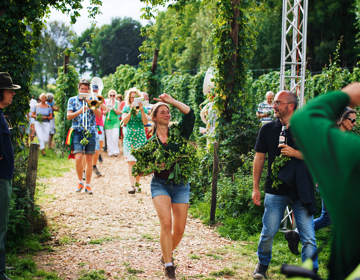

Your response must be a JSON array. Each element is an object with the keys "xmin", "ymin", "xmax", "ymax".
[{"xmin": 148, "ymin": 93, "xmax": 195, "ymax": 279}]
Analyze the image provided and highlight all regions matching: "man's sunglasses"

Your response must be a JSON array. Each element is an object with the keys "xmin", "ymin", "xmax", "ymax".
[{"xmin": 346, "ymin": 117, "xmax": 356, "ymax": 123}]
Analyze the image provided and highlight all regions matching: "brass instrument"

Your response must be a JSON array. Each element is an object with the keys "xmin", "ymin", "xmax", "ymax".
[
  {"xmin": 97, "ymin": 95, "xmax": 105, "ymax": 104},
  {"xmin": 87, "ymin": 95, "xmax": 104, "ymax": 110}
]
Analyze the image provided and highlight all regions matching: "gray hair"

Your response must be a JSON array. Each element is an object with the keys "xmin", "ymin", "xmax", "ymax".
[
  {"xmin": 265, "ymin": 91, "xmax": 274, "ymax": 98},
  {"xmin": 47, "ymin": 93, "xmax": 54, "ymax": 102}
]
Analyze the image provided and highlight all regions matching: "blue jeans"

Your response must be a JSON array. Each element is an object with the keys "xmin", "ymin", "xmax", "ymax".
[
  {"xmin": 257, "ymin": 193, "xmax": 318, "ymax": 269},
  {"xmin": 314, "ymin": 198, "xmax": 332, "ymax": 231}
]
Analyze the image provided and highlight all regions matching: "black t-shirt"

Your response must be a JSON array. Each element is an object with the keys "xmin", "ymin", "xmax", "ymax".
[{"xmin": 254, "ymin": 119, "xmax": 295, "ymax": 195}]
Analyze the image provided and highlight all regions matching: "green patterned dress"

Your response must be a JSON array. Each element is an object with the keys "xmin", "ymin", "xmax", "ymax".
[{"xmin": 122, "ymin": 105, "xmax": 148, "ymax": 161}]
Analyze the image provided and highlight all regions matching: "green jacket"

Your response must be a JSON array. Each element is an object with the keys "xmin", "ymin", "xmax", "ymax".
[{"xmin": 291, "ymin": 91, "xmax": 360, "ymax": 280}]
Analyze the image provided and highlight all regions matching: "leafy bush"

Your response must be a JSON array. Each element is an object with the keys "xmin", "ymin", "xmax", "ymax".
[
  {"xmin": 102, "ymin": 62, "xmax": 165, "ymax": 100},
  {"xmin": 54, "ymin": 65, "xmax": 79, "ymax": 154},
  {"xmin": 189, "ymin": 68, "xmax": 207, "ymax": 141},
  {"xmin": 7, "ymin": 151, "xmax": 48, "ymax": 248}
]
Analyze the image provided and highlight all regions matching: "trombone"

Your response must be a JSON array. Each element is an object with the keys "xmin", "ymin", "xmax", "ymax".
[{"xmin": 87, "ymin": 89, "xmax": 104, "ymax": 110}]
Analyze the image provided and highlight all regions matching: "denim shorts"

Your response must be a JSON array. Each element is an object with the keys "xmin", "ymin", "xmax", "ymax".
[
  {"xmin": 151, "ymin": 176, "xmax": 190, "ymax": 204},
  {"xmin": 73, "ymin": 130, "xmax": 96, "ymax": 155}
]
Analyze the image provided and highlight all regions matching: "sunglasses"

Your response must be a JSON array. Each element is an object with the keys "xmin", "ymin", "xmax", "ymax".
[
  {"xmin": 110, "ymin": 95, "xmax": 115, "ymax": 97},
  {"xmin": 346, "ymin": 117, "xmax": 356, "ymax": 123}
]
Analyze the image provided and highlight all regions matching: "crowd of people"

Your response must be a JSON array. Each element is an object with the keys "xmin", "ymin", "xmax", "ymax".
[
  {"xmin": 64, "ymin": 78, "xmax": 193, "ymax": 279},
  {"xmin": 2, "ymin": 71, "xmax": 360, "ymax": 280}
]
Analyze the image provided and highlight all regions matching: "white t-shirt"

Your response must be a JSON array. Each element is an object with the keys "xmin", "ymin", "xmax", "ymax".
[{"xmin": 29, "ymin": 99, "xmax": 37, "ymax": 120}]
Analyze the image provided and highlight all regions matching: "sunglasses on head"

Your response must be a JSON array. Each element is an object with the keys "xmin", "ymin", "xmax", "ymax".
[{"xmin": 346, "ymin": 117, "xmax": 356, "ymax": 123}]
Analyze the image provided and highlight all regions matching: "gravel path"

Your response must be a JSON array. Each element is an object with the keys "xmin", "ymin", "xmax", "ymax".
[{"xmin": 34, "ymin": 149, "xmax": 255, "ymax": 279}]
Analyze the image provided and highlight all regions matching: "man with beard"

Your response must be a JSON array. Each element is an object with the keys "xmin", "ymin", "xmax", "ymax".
[{"xmin": 251, "ymin": 90, "xmax": 318, "ymax": 279}]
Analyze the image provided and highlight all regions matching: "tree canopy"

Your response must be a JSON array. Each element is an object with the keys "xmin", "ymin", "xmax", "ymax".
[
  {"xmin": 0, "ymin": 0, "xmax": 101, "ymax": 133},
  {"xmin": 33, "ymin": 21, "xmax": 72, "ymax": 88},
  {"xmin": 90, "ymin": 17, "xmax": 144, "ymax": 76},
  {"xmin": 139, "ymin": 0, "xmax": 359, "ymax": 74}
]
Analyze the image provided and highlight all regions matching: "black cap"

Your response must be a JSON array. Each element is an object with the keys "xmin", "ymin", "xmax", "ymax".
[{"xmin": 0, "ymin": 72, "xmax": 21, "ymax": 90}]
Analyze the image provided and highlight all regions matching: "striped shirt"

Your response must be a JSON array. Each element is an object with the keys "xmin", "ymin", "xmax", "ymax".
[{"xmin": 257, "ymin": 101, "xmax": 273, "ymax": 124}]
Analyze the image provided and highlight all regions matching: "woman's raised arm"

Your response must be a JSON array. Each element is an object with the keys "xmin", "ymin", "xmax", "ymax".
[{"xmin": 153, "ymin": 93, "xmax": 190, "ymax": 115}]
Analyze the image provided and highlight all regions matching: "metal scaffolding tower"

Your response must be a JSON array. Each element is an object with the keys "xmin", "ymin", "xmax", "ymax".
[{"xmin": 280, "ymin": 0, "xmax": 308, "ymax": 108}]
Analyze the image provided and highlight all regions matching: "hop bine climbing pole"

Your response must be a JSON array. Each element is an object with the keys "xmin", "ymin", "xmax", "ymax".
[{"xmin": 279, "ymin": 0, "xmax": 308, "ymax": 109}]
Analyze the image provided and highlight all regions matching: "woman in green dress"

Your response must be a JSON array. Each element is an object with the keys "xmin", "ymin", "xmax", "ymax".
[
  {"xmin": 122, "ymin": 88, "xmax": 148, "ymax": 194},
  {"xmin": 104, "ymin": 90, "xmax": 122, "ymax": 156}
]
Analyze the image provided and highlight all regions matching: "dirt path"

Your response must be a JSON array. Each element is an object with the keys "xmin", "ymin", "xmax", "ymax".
[{"xmin": 34, "ymin": 149, "xmax": 256, "ymax": 279}]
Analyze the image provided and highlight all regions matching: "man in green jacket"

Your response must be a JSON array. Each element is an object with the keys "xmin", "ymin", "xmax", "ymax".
[{"xmin": 291, "ymin": 83, "xmax": 360, "ymax": 280}]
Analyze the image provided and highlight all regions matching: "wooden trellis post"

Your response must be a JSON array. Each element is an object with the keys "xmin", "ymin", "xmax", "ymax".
[
  {"xmin": 26, "ymin": 143, "xmax": 40, "ymax": 202},
  {"xmin": 151, "ymin": 49, "xmax": 159, "ymax": 74},
  {"xmin": 210, "ymin": 142, "xmax": 219, "ymax": 222}
]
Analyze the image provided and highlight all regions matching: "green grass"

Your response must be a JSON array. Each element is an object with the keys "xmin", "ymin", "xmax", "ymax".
[
  {"xmin": 5, "ymin": 253, "xmax": 62, "ymax": 280},
  {"xmin": 59, "ymin": 235, "xmax": 78, "ymax": 245},
  {"xmin": 209, "ymin": 267, "xmax": 235, "ymax": 277},
  {"xmin": 141, "ymin": 233, "xmax": 154, "ymax": 241},
  {"xmin": 5, "ymin": 135, "xmax": 74, "ymax": 279},
  {"xmin": 189, "ymin": 254, "xmax": 201, "ymax": 260},
  {"xmin": 88, "ymin": 236, "xmax": 113, "ymax": 244},
  {"xmin": 126, "ymin": 267, "xmax": 144, "ymax": 275},
  {"xmin": 205, "ymin": 253, "xmax": 223, "ymax": 260},
  {"xmin": 78, "ymin": 269, "xmax": 107, "ymax": 280},
  {"xmin": 189, "ymin": 201, "xmax": 332, "ymax": 279},
  {"xmin": 35, "ymin": 147, "xmax": 74, "ymax": 178}
]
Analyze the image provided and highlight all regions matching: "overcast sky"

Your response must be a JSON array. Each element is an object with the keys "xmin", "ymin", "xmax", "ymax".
[{"xmin": 48, "ymin": 0, "xmax": 167, "ymax": 35}]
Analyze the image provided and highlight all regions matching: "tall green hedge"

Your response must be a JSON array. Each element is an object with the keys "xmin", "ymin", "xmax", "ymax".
[{"xmin": 54, "ymin": 65, "xmax": 79, "ymax": 152}]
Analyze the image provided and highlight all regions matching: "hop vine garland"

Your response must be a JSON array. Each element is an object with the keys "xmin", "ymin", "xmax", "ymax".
[
  {"xmin": 271, "ymin": 155, "xmax": 291, "ymax": 189},
  {"xmin": 131, "ymin": 124, "xmax": 198, "ymax": 184}
]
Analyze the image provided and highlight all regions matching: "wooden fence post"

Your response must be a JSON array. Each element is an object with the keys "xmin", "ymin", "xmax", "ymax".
[
  {"xmin": 151, "ymin": 49, "xmax": 159, "ymax": 74},
  {"xmin": 64, "ymin": 54, "xmax": 70, "ymax": 74},
  {"xmin": 26, "ymin": 143, "xmax": 40, "ymax": 202},
  {"xmin": 210, "ymin": 142, "xmax": 219, "ymax": 223}
]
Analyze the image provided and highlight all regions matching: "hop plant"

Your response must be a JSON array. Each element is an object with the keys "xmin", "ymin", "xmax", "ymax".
[
  {"xmin": 271, "ymin": 155, "xmax": 291, "ymax": 189},
  {"xmin": 36, "ymin": 114, "xmax": 43, "ymax": 124},
  {"xmin": 80, "ymin": 129, "xmax": 92, "ymax": 146},
  {"xmin": 131, "ymin": 124, "xmax": 199, "ymax": 185}
]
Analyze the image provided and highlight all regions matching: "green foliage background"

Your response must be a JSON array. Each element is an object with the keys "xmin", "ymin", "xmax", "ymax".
[
  {"xmin": 1, "ymin": 0, "xmax": 101, "ymax": 246},
  {"xmin": 54, "ymin": 65, "xmax": 80, "ymax": 152}
]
